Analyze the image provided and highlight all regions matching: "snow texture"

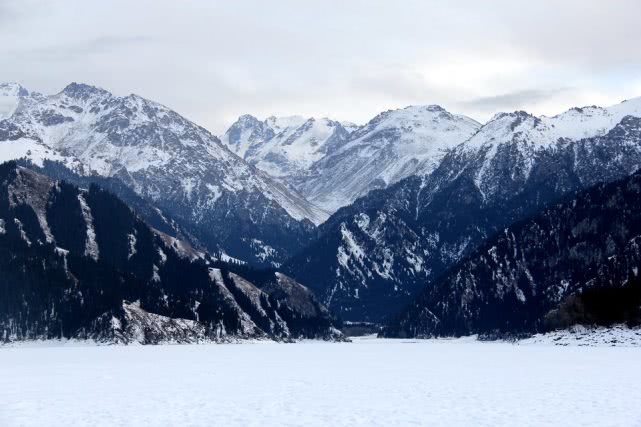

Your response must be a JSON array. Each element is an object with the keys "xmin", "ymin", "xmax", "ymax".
[
  {"xmin": 0, "ymin": 337, "xmax": 640, "ymax": 426},
  {"xmin": 520, "ymin": 324, "xmax": 641, "ymax": 347}
]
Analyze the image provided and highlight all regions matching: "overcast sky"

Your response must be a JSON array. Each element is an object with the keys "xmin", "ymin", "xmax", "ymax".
[{"xmin": 2, "ymin": 0, "xmax": 641, "ymax": 133}]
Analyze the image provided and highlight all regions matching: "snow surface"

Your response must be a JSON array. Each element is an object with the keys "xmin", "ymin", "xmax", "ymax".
[
  {"xmin": 1, "ymin": 337, "xmax": 640, "ymax": 426},
  {"xmin": 0, "ymin": 138, "xmax": 79, "ymax": 168}
]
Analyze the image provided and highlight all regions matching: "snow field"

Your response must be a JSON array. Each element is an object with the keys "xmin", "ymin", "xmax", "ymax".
[{"xmin": 1, "ymin": 337, "xmax": 640, "ymax": 426}]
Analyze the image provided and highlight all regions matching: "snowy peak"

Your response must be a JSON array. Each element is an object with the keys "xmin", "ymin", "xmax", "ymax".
[
  {"xmin": 234, "ymin": 113, "xmax": 264, "ymax": 129},
  {"xmin": 250, "ymin": 116, "xmax": 352, "ymax": 176},
  {"xmin": 0, "ymin": 82, "xmax": 327, "ymax": 265},
  {"xmin": 284, "ymin": 95, "xmax": 641, "ymax": 322},
  {"xmin": 222, "ymin": 113, "xmax": 353, "ymax": 178},
  {"xmin": 544, "ymin": 96, "xmax": 641, "ymax": 141},
  {"xmin": 222, "ymin": 114, "xmax": 276, "ymax": 158},
  {"xmin": 350, "ymin": 104, "xmax": 481, "ymax": 146},
  {"xmin": 225, "ymin": 96, "xmax": 641, "ymax": 213},
  {"xmin": 51, "ymin": 90, "xmax": 107, "ymax": 117},
  {"xmin": 59, "ymin": 82, "xmax": 111, "ymax": 102},
  {"xmin": 465, "ymin": 110, "xmax": 544, "ymax": 150},
  {"xmin": 488, "ymin": 110, "xmax": 539, "ymax": 125},
  {"xmin": 222, "ymin": 104, "xmax": 482, "ymax": 213},
  {"xmin": 455, "ymin": 98, "xmax": 641, "ymax": 200},
  {"xmin": 292, "ymin": 104, "xmax": 481, "ymax": 212},
  {"xmin": 467, "ymin": 97, "xmax": 641, "ymax": 152}
]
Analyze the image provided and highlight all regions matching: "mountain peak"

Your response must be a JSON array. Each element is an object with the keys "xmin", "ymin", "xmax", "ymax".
[
  {"xmin": 0, "ymin": 82, "xmax": 29, "ymax": 97},
  {"xmin": 361, "ymin": 104, "xmax": 478, "ymax": 134},
  {"xmin": 395, "ymin": 104, "xmax": 448, "ymax": 115},
  {"xmin": 61, "ymin": 82, "xmax": 111, "ymax": 100},
  {"xmin": 490, "ymin": 110, "xmax": 537, "ymax": 122},
  {"xmin": 407, "ymin": 104, "xmax": 447, "ymax": 113},
  {"xmin": 236, "ymin": 114, "xmax": 262, "ymax": 125},
  {"xmin": 222, "ymin": 114, "xmax": 277, "ymax": 157},
  {"xmin": 365, "ymin": 104, "xmax": 458, "ymax": 127}
]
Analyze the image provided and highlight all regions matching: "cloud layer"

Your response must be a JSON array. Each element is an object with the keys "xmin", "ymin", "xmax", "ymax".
[{"xmin": 1, "ymin": 0, "xmax": 640, "ymax": 132}]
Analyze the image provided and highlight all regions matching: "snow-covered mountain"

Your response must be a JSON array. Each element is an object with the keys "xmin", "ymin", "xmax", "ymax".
[
  {"xmin": 6, "ymin": 80, "xmax": 641, "ymax": 331},
  {"xmin": 0, "ymin": 82, "xmax": 325, "ymax": 266},
  {"xmin": 223, "ymin": 105, "xmax": 480, "ymax": 213},
  {"xmin": 222, "ymin": 114, "xmax": 355, "ymax": 186},
  {"xmin": 460, "ymin": 100, "xmax": 641, "ymax": 201},
  {"xmin": 296, "ymin": 105, "xmax": 482, "ymax": 212},
  {"xmin": 0, "ymin": 162, "xmax": 341, "ymax": 343},
  {"xmin": 383, "ymin": 169, "xmax": 641, "ymax": 338},
  {"xmin": 285, "ymin": 98, "xmax": 641, "ymax": 322}
]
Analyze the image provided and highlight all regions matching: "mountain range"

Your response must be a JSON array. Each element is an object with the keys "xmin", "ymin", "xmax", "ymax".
[
  {"xmin": 0, "ymin": 162, "xmax": 340, "ymax": 343},
  {"xmin": 2, "ymin": 79, "xmax": 641, "ymax": 342},
  {"xmin": 382, "ymin": 168, "xmax": 641, "ymax": 338},
  {"xmin": 222, "ymin": 105, "xmax": 480, "ymax": 213},
  {"xmin": 284, "ymin": 99, "xmax": 641, "ymax": 322},
  {"xmin": 0, "ymin": 82, "xmax": 323, "ymax": 267}
]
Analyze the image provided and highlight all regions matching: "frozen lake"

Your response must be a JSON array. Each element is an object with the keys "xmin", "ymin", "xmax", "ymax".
[{"xmin": 1, "ymin": 337, "xmax": 640, "ymax": 426}]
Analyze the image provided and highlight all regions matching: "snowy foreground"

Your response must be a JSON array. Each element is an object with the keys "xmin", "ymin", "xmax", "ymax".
[{"xmin": 1, "ymin": 337, "xmax": 641, "ymax": 427}]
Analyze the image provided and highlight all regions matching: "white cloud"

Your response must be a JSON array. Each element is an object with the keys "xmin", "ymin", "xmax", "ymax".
[{"xmin": 1, "ymin": 0, "xmax": 640, "ymax": 133}]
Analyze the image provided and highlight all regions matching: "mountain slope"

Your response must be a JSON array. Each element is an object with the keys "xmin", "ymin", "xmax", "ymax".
[
  {"xmin": 0, "ymin": 162, "xmax": 340, "ymax": 343},
  {"xmin": 0, "ymin": 82, "xmax": 324, "ymax": 266},
  {"xmin": 295, "ymin": 105, "xmax": 481, "ymax": 212},
  {"xmin": 222, "ymin": 106, "xmax": 480, "ymax": 213},
  {"xmin": 382, "ymin": 169, "xmax": 641, "ymax": 338},
  {"xmin": 222, "ymin": 113, "xmax": 353, "ymax": 203},
  {"xmin": 285, "ymin": 102, "xmax": 641, "ymax": 322}
]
